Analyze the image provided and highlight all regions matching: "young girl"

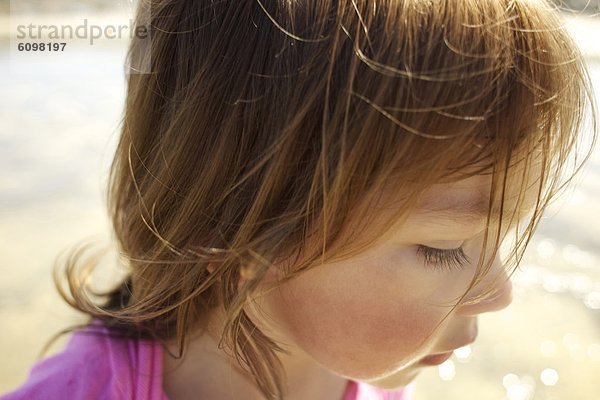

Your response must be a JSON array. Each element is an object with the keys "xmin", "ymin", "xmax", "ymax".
[{"xmin": 3, "ymin": 0, "xmax": 597, "ymax": 399}]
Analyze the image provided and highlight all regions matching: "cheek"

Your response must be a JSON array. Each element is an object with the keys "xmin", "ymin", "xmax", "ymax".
[{"xmin": 263, "ymin": 267, "xmax": 446, "ymax": 380}]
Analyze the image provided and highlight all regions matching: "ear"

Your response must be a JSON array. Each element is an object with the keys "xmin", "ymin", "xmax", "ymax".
[
  {"xmin": 206, "ymin": 263, "xmax": 223, "ymax": 283},
  {"xmin": 206, "ymin": 263, "xmax": 247, "ymax": 288},
  {"xmin": 207, "ymin": 263, "xmax": 216, "ymax": 274}
]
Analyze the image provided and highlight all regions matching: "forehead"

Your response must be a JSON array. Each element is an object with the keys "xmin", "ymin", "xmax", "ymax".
[
  {"xmin": 413, "ymin": 176, "xmax": 492, "ymax": 227},
  {"xmin": 410, "ymin": 164, "xmax": 542, "ymax": 229},
  {"xmin": 337, "ymin": 157, "xmax": 544, "ymax": 252}
]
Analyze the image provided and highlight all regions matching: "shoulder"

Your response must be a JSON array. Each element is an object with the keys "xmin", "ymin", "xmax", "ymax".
[{"xmin": 1, "ymin": 322, "xmax": 168, "ymax": 400}]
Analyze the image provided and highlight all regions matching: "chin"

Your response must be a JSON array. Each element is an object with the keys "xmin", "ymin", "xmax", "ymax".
[{"xmin": 364, "ymin": 367, "xmax": 422, "ymax": 390}]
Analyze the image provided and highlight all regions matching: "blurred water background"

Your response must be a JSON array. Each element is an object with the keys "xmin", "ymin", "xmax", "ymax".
[{"xmin": 0, "ymin": 1, "xmax": 599, "ymax": 399}]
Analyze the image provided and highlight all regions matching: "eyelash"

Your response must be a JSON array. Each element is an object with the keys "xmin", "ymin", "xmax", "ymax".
[{"xmin": 416, "ymin": 245, "xmax": 471, "ymax": 271}]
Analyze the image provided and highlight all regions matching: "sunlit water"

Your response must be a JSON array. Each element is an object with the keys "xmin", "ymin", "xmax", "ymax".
[{"xmin": 1, "ymin": 24, "xmax": 599, "ymax": 400}]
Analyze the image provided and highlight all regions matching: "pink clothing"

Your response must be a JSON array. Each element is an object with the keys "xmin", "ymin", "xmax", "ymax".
[
  {"xmin": 342, "ymin": 381, "xmax": 410, "ymax": 400},
  {"xmin": 2, "ymin": 322, "xmax": 411, "ymax": 400},
  {"xmin": 1, "ymin": 322, "xmax": 167, "ymax": 400}
]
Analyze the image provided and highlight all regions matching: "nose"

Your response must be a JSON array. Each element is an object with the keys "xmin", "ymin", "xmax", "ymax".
[{"xmin": 456, "ymin": 257, "xmax": 514, "ymax": 316}]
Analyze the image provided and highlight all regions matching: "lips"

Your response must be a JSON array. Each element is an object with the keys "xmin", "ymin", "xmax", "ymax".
[
  {"xmin": 419, "ymin": 351, "xmax": 454, "ymax": 366},
  {"xmin": 419, "ymin": 326, "xmax": 478, "ymax": 366}
]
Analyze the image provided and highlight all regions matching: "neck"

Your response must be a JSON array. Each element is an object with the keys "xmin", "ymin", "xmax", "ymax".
[{"xmin": 161, "ymin": 311, "xmax": 349, "ymax": 400}]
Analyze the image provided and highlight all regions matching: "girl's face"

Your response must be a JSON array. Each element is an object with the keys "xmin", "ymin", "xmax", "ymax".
[{"xmin": 245, "ymin": 172, "xmax": 532, "ymax": 389}]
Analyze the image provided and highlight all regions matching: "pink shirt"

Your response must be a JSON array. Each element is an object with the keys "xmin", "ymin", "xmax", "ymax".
[{"xmin": 2, "ymin": 323, "xmax": 411, "ymax": 400}]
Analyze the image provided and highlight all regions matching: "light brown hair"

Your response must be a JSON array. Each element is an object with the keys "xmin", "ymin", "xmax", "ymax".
[{"xmin": 53, "ymin": 1, "xmax": 596, "ymax": 399}]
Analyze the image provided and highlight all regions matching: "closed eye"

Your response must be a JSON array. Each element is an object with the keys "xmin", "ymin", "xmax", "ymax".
[{"xmin": 416, "ymin": 245, "xmax": 470, "ymax": 271}]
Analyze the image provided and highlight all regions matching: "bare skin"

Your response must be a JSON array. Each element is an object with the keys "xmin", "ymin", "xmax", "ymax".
[{"xmin": 162, "ymin": 169, "xmax": 538, "ymax": 399}]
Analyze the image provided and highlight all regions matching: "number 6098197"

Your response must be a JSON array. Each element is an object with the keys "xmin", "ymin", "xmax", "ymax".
[{"xmin": 17, "ymin": 42, "xmax": 66, "ymax": 51}]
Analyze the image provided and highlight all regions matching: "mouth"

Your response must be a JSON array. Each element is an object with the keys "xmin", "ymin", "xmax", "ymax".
[
  {"xmin": 419, "ymin": 326, "xmax": 478, "ymax": 367},
  {"xmin": 418, "ymin": 351, "xmax": 454, "ymax": 366}
]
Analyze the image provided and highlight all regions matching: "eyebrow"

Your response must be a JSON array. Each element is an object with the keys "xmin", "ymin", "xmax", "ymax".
[
  {"xmin": 415, "ymin": 195, "xmax": 492, "ymax": 226},
  {"xmin": 416, "ymin": 196, "xmax": 535, "ymax": 231}
]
